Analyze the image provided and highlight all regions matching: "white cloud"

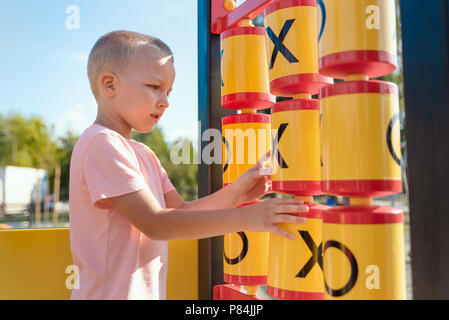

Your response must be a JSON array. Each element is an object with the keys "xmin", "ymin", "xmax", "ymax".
[{"xmin": 52, "ymin": 101, "xmax": 97, "ymax": 138}]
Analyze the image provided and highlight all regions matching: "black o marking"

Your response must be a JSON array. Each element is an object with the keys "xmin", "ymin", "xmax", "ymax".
[
  {"xmin": 323, "ymin": 240, "xmax": 358, "ymax": 297},
  {"xmin": 318, "ymin": 0, "xmax": 326, "ymax": 42},
  {"xmin": 222, "ymin": 136, "xmax": 231, "ymax": 173},
  {"xmin": 387, "ymin": 113, "xmax": 401, "ymax": 166},
  {"xmin": 220, "ymin": 49, "xmax": 224, "ymax": 87},
  {"xmin": 224, "ymin": 232, "xmax": 249, "ymax": 265}
]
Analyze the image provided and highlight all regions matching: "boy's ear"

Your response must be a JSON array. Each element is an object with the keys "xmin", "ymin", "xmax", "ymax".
[{"xmin": 100, "ymin": 73, "xmax": 117, "ymax": 97}]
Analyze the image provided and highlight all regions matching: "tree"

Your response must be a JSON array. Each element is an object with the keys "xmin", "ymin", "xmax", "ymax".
[
  {"xmin": 54, "ymin": 131, "xmax": 79, "ymax": 201},
  {"xmin": 0, "ymin": 113, "xmax": 58, "ymax": 170},
  {"xmin": 132, "ymin": 126, "xmax": 198, "ymax": 201}
]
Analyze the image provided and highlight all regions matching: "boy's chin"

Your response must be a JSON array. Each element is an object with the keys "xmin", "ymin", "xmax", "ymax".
[
  {"xmin": 141, "ymin": 124, "xmax": 155, "ymax": 133},
  {"xmin": 135, "ymin": 124, "xmax": 154, "ymax": 134}
]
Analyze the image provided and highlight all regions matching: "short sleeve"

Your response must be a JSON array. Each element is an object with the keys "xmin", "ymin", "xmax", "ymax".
[
  {"xmin": 159, "ymin": 164, "xmax": 175, "ymax": 194},
  {"xmin": 83, "ymin": 133, "xmax": 148, "ymax": 208},
  {"xmin": 143, "ymin": 146, "xmax": 175, "ymax": 195}
]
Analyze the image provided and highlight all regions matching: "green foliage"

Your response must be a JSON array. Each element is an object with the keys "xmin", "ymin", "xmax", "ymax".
[
  {"xmin": 132, "ymin": 126, "xmax": 198, "ymax": 202},
  {"xmin": 0, "ymin": 114, "xmax": 198, "ymax": 202},
  {"xmin": 54, "ymin": 131, "xmax": 79, "ymax": 201},
  {"xmin": 0, "ymin": 113, "xmax": 59, "ymax": 169}
]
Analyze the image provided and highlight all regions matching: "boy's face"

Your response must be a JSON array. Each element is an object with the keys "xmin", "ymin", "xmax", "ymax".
[{"xmin": 114, "ymin": 47, "xmax": 175, "ymax": 133}]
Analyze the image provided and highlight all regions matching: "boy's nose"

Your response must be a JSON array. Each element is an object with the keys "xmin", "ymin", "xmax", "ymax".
[{"xmin": 159, "ymin": 95, "xmax": 169, "ymax": 109}]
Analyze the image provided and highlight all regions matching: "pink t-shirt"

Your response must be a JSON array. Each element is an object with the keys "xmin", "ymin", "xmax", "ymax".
[{"xmin": 69, "ymin": 124, "xmax": 175, "ymax": 300}]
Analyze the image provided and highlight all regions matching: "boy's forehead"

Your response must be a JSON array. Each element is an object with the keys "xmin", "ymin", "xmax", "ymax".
[
  {"xmin": 131, "ymin": 46, "xmax": 172, "ymax": 67},
  {"xmin": 128, "ymin": 46, "xmax": 174, "ymax": 78}
]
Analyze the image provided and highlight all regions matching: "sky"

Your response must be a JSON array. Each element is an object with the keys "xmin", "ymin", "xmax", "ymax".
[{"xmin": 0, "ymin": 0, "xmax": 200, "ymax": 143}]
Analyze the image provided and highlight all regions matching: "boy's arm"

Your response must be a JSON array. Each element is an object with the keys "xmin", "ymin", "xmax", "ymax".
[
  {"xmin": 164, "ymin": 184, "xmax": 240, "ymax": 210},
  {"xmin": 164, "ymin": 152, "xmax": 272, "ymax": 210},
  {"xmin": 110, "ymin": 188, "xmax": 307, "ymax": 241}
]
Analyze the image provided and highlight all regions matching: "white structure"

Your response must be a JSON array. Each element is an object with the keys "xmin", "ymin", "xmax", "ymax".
[{"xmin": 0, "ymin": 166, "xmax": 47, "ymax": 216}]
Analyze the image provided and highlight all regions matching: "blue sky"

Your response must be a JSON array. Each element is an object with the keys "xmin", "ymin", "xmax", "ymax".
[{"xmin": 0, "ymin": 0, "xmax": 199, "ymax": 143}]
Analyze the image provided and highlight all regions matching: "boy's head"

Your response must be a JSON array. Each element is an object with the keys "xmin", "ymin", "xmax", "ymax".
[{"xmin": 88, "ymin": 30, "xmax": 175, "ymax": 134}]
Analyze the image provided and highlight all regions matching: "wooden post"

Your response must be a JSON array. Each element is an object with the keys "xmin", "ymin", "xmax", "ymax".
[
  {"xmin": 43, "ymin": 175, "xmax": 49, "ymax": 224},
  {"xmin": 52, "ymin": 166, "xmax": 61, "ymax": 226},
  {"xmin": 35, "ymin": 173, "xmax": 41, "ymax": 228}
]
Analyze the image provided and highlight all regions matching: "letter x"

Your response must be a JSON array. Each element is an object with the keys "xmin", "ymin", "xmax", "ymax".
[
  {"xmin": 296, "ymin": 230, "xmax": 323, "ymax": 278},
  {"xmin": 271, "ymin": 123, "xmax": 289, "ymax": 169},
  {"xmin": 266, "ymin": 19, "xmax": 299, "ymax": 70}
]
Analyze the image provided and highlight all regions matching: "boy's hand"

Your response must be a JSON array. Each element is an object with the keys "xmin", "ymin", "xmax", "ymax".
[
  {"xmin": 229, "ymin": 151, "xmax": 272, "ymax": 206},
  {"xmin": 240, "ymin": 197, "xmax": 308, "ymax": 240}
]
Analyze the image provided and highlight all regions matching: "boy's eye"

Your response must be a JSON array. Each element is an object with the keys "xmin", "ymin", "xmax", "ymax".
[{"xmin": 147, "ymin": 84, "xmax": 170, "ymax": 97}]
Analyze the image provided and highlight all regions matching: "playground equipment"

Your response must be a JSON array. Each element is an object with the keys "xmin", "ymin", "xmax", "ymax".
[
  {"xmin": 220, "ymin": 17, "xmax": 273, "ymax": 296},
  {"xmin": 319, "ymin": 0, "xmax": 405, "ymax": 299},
  {"xmin": 211, "ymin": 0, "xmax": 406, "ymax": 300},
  {"xmin": 263, "ymin": 0, "xmax": 331, "ymax": 300}
]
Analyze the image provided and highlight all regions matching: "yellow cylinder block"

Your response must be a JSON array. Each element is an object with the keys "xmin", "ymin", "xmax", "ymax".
[
  {"xmin": 267, "ymin": 203, "xmax": 328, "ymax": 299},
  {"xmin": 320, "ymin": 80, "xmax": 402, "ymax": 197},
  {"xmin": 271, "ymin": 99, "xmax": 322, "ymax": 195},
  {"xmin": 221, "ymin": 26, "xmax": 275, "ymax": 110},
  {"xmin": 223, "ymin": 210, "xmax": 270, "ymax": 286},
  {"xmin": 263, "ymin": 0, "xmax": 332, "ymax": 96},
  {"xmin": 322, "ymin": 206, "xmax": 406, "ymax": 299},
  {"xmin": 222, "ymin": 113, "xmax": 271, "ymax": 185},
  {"xmin": 221, "ymin": 114, "xmax": 271, "ymax": 286},
  {"xmin": 319, "ymin": 0, "xmax": 398, "ymax": 79}
]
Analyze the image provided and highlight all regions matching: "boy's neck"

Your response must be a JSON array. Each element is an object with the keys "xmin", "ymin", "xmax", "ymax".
[{"xmin": 94, "ymin": 114, "xmax": 132, "ymax": 140}]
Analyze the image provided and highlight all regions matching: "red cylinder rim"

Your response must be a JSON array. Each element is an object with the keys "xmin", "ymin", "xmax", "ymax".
[
  {"xmin": 266, "ymin": 285, "xmax": 324, "ymax": 300},
  {"xmin": 323, "ymin": 205, "xmax": 403, "ymax": 224},
  {"xmin": 319, "ymin": 50, "xmax": 398, "ymax": 79},
  {"xmin": 222, "ymin": 92, "xmax": 276, "ymax": 111},
  {"xmin": 222, "ymin": 113, "xmax": 271, "ymax": 125},
  {"xmin": 264, "ymin": 0, "xmax": 317, "ymax": 16},
  {"xmin": 272, "ymin": 99, "xmax": 319, "ymax": 113},
  {"xmin": 224, "ymin": 274, "xmax": 267, "ymax": 286},
  {"xmin": 221, "ymin": 26, "xmax": 265, "ymax": 40},
  {"xmin": 272, "ymin": 180, "xmax": 323, "ymax": 196},
  {"xmin": 269, "ymin": 73, "xmax": 333, "ymax": 96},
  {"xmin": 320, "ymin": 80, "xmax": 398, "ymax": 98},
  {"xmin": 321, "ymin": 180, "xmax": 402, "ymax": 197}
]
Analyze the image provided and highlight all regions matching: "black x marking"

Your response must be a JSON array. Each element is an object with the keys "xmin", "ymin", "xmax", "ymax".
[
  {"xmin": 296, "ymin": 230, "xmax": 323, "ymax": 278},
  {"xmin": 271, "ymin": 123, "xmax": 289, "ymax": 169},
  {"xmin": 266, "ymin": 19, "xmax": 299, "ymax": 70}
]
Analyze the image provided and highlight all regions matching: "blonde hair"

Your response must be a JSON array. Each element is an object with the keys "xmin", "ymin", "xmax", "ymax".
[{"xmin": 87, "ymin": 30, "xmax": 174, "ymax": 100}]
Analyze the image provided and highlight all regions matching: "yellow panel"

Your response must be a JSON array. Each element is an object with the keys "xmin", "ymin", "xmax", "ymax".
[
  {"xmin": 268, "ymin": 218, "xmax": 323, "ymax": 293},
  {"xmin": 272, "ymin": 109, "xmax": 321, "ymax": 181},
  {"xmin": 321, "ymin": 92, "xmax": 401, "ymax": 180},
  {"xmin": 323, "ymin": 223, "xmax": 406, "ymax": 299},
  {"xmin": 222, "ymin": 122, "xmax": 271, "ymax": 184},
  {"xmin": 167, "ymin": 240, "xmax": 198, "ymax": 300},
  {"xmin": 264, "ymin": 6, "xmax": 319, "ymax": 79},
  {"xmin": 0, "ymin": 229, "xmax": 198, "ymax": 300},
  {"xmin": 223, "ymin": 231, "xmax": 269, "ymax": 277},
  {"xmin": 320, "ymin": 0, "xmax": 397, "ymax": 56},
  {"xmin": 0, "ymin": 228, "xmax": 73, "ymax": 300},
  {"xmin": 221, "ymin": 34, "xmax": 271, "ymax": 95}
]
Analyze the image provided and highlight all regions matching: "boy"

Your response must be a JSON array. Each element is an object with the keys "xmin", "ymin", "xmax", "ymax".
[{"xmin": 69, "ymin": 30, "xmax": 308, "ymax": 300}]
